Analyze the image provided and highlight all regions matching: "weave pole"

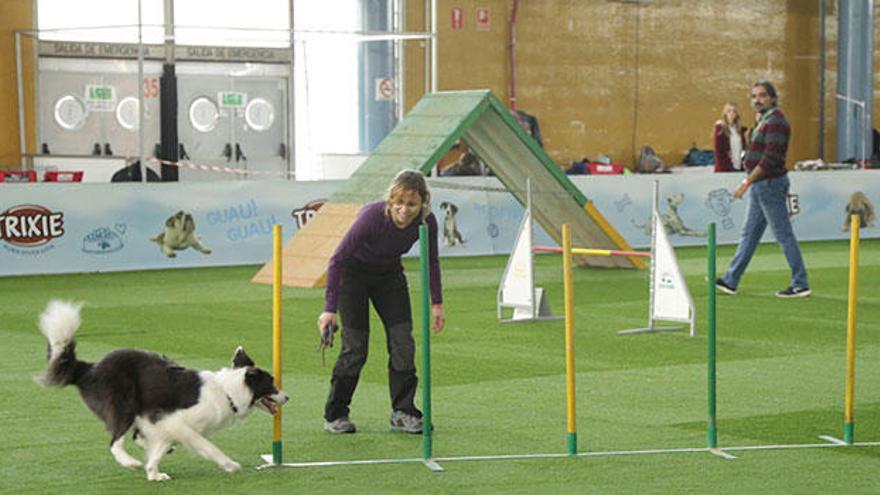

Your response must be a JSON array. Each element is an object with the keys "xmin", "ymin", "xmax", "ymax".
[
  {"xmin": 272, "ymin": 225, "xmax": 283, "ymax": 464},
  {"xmin": 562, "ymin": 224, "xmax": 577, "ymax": 455},
  {"xmin": 844, "ymin": 214, "xmax": 860, "ymax": 444},
  {"xmin": 707, "ymin": 223, "xmax": 717, "ymax": 449},
  {"xmin": 418, "ymin": 225, "xmax": 443, "ymax": 471}
]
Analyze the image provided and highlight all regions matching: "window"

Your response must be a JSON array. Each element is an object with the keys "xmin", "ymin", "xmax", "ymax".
[
  {"xmin": 174, "ymin": 0, "xmax": 290, "ymax": 48},
  {"xmin": 37, "ymin": 0, "xmax": 164, "ymax": 43},
  {"xmin": 293, "ymin": 0, "xmax": 360, "ymax": 178}
]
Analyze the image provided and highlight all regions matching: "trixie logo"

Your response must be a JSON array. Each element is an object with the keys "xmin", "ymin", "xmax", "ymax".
[
  {"xmin": 0, "ymin": 204, "xmax": 65, "ymax": 247},
  {"xmin": 291, "ymin": 199, "xmax": 326, "ymax": 228}
]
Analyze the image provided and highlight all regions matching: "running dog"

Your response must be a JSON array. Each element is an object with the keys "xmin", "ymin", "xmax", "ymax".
[
  {"xmin": 439, "ymin": 201, "xmax": 465, "ymax": 247},
  {"xmin": 151, "ymin": 211, "xmax": 212, "ymax": 257},
  {"xmin": 36, "ymin": 300, "xmax": 288, "ymax": 481}
]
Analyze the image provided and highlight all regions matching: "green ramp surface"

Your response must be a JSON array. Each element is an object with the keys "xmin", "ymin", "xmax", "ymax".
[{"xmin": 254, "ymin": 90, "xmax": 639, "ymax": 288}]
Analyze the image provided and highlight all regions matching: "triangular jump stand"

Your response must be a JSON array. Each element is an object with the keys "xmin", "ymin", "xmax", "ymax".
[
  {"xmin": 497, "ymin": 180, "xmax": 561, "ymax": 323},
  {"xmin": 619, "ymin": 181, "xmax": 695, "ymax": 336}
]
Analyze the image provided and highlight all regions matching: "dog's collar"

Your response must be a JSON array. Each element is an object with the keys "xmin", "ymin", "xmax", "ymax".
[{"xmin": 226, "ymin": 394, "xmax": 239, "ymax": 414}]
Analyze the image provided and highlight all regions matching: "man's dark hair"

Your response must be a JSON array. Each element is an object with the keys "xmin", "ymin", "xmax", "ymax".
[{"xmin": 752, "ymin": 80, "xmax": 778, "ymax": 101}]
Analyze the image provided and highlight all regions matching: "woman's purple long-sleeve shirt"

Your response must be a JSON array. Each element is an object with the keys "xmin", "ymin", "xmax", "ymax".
[{"xmin": 324, "ymin": 200, "xmax": 443, "ymax": 313}]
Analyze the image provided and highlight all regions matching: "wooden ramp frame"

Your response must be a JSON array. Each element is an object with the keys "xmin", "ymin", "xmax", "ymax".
[{"xmin": 252, "ymin": 90, "xmax": 643, "ymax": 288}]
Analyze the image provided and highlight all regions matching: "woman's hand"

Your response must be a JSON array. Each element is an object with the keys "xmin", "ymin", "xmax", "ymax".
[
  {"xmin": 318, "ymin": 311, "xmax": 337, "ymax": 334},
  {"xmin": 431, "ymin": 305, "xmax": 445, "ymax": 333}
]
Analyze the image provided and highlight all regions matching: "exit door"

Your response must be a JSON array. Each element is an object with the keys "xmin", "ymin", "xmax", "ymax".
[
  {"xmin": 37, "ymin": 59, "xmax": 162, "ymax": 158},
  {"xmin": 177, "ymin": 65, "xmax": 288, "ymax": 181}
]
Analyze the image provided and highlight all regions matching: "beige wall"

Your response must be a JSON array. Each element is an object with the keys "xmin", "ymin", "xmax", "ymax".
[
  {"xmin": 0, "ymin": 0, "xmax": 34, "ymax": 169},
  {"xmin": 405, "ymin": 0, "xmax": 860, "ymax": 170},
  {"xmin": 3, "ymin": 2, "xmax": 876, "ymax": 172}
]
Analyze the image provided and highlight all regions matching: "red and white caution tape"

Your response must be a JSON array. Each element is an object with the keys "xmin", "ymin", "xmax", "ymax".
[{"xmin": 150, "ymin": 158, "xmax": 296, "ymax": 178}]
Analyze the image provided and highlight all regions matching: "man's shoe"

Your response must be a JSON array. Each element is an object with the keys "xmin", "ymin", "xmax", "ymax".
[
  {"xmin": 390, "ymin": 410, "xmax": 423, "ymax": 434},
  {"xmin": 715, "ymin": 278, "xmax": 737, "ymax": 295},
  {"xmin": 324, "ymin": 417, "xmax": 356, "ymax": 434},
  {"xmin": 775, "ymin": 286, "xmax": 812, "ymax": 298}
]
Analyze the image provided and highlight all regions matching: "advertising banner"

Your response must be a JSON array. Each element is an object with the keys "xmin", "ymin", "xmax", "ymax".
[
  {"xmin": 2, "ymin": 170, "xmax": 876, "ymax": 277},
  {"xmin": 0, "ymin": 181, "xmax": 339, "ymax": 276}
]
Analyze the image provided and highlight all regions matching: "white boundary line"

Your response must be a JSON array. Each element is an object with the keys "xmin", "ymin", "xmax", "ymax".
[{"xmin": 256, "ymin": 439, "xmax": 880, "ymax": 471}]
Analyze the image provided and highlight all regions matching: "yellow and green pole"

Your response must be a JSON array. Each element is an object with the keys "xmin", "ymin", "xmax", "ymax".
[
  {"xmin": 562, "ymin": 224, "xmax": 577, "ymax": 455},
  {"xmin": 272, "ymin": 225, "xmax": 283, "ymax": 464},
  {"xmin": 844, "ymin": 215, "xmax": 860, "ymax": 444},
  {"xmin": 534, "ymin": 246, "xmax": 650, "ymax": 258}
]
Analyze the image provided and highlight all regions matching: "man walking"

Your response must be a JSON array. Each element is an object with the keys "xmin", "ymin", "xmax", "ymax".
[{"xmin": 715, "ymin": 80, "xmax": 811, "ymax": 298}]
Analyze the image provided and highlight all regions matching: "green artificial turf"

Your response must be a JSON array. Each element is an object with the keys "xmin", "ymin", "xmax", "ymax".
[{"xmin": 1, "ymin": 239, "xmax": 878, "ymax": 493}]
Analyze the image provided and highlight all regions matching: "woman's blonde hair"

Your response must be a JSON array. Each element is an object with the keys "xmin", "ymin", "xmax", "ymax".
[
  {"xmin": 385, "ymin": 169, "xmax": 431, "ymax": 222},
  {"xmin": 719, "ymin": 102, "xmax": 741, "ymax": 136}
]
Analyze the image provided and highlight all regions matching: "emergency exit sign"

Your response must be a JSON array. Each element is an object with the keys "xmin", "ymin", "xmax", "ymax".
[
  {"xmin": 87, "ymin": 85, "xmax": 114, "ymax": 100},
  {"xmin": 218, "ymin": 91, "xmax": 246, "ymax": 108},
  {"xmin": 85, "ymin": 84, "xmax": 116, "ymax": 111}
]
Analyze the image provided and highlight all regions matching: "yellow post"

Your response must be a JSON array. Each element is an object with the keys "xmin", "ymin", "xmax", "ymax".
[
  {"xmin": 844, "ymin": 215, "xmax": 860, "ymax": 444},
  {"xmin": 272, "ymin": 225, "xmax": 283, "ymax": 462},
  {"xmin": 562, "ymin": 223, "xmax": 577, "ymax": 455}
]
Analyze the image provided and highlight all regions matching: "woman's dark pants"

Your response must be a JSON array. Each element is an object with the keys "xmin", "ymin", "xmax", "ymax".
[{"xmin": 324, "ymin": 259, "xmax": 421, "ymax": 421}]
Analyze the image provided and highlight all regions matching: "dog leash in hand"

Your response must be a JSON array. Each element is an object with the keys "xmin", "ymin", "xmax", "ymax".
[{"xmin": 317, "ymin": 323, "xmax": 339, "ymax": 367}]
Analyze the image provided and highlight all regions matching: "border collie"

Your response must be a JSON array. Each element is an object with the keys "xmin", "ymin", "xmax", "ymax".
[
  {"xmin": 36, "ymin": 300, "xmax": 288, "ymax": 481},
  {"xmin": 439, "ymin": 201, "xmax": 465, "ymax": 247}
]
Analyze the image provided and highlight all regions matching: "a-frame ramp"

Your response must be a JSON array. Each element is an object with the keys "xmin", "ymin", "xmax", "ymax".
[{"xmin": 252, "ymin": 89, "xmax": 643, "ymax": 288}]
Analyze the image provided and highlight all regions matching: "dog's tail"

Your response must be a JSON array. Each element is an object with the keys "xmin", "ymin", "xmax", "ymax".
[{"xmin": 36, "ymin": 300, "xmax": 90, "ymax": 387}]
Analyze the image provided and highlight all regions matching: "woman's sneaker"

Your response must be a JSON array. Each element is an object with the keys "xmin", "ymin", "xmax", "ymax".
[
  {"xmin": 389, "ymin": 410, "xmax": 423, "ymax": 434},
  {"xmin": 324, "ymin": 416, "xmax": 356, "ymax": 434},
  {"xmin": 775, "ymin": 286, "xmax": 812, "ymax": 298}
]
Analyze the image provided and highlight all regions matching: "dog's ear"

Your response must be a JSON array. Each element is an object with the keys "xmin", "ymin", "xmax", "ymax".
[
  {"xmin": 232, "ymin": 346, "xmax": 255, "ymax": 368},
  {"xmin": 450, "ymin": 203, "xmax": 458, "ymax": 214}
]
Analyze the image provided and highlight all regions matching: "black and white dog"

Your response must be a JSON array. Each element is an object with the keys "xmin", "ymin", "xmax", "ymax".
[
  {"xmin": 439, "ymin": 201, "xmax": 465, "ymax": 247},
  {"xmin": 36, "ymin": 300, "xmax": 288, "ymax": 481}
]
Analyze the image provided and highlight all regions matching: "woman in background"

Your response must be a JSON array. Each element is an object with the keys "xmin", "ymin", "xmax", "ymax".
[{"xmin": 713, "ymin": 102, "xmax": 748, "ymax": 172}]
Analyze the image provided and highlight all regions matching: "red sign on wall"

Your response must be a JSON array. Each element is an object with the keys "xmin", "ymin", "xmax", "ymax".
[
  {"xmin": 451, "ymin": 7, "xmax": 463, "ymax": 31},
  {"xmin": 476, "ymin": 7, "xmax": 490, "ymax": 31}
]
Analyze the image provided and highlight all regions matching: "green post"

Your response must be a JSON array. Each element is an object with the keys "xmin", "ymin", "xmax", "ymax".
[
  {"xmin": 272, "ymin": 441, "xmax": 282, "ymax": 464},
  {"xmin": 419, "ymin": 225, "xmax": 433, "ymax": 459},
  {"xmin": 707, "ymin": 222, "xmax": 718, "ymax": 449}
]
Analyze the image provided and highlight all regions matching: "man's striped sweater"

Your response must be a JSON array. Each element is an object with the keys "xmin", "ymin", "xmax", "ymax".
[{"xmin": 744, "ymin": 106, "xmax": 789, "ymax": 177}]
